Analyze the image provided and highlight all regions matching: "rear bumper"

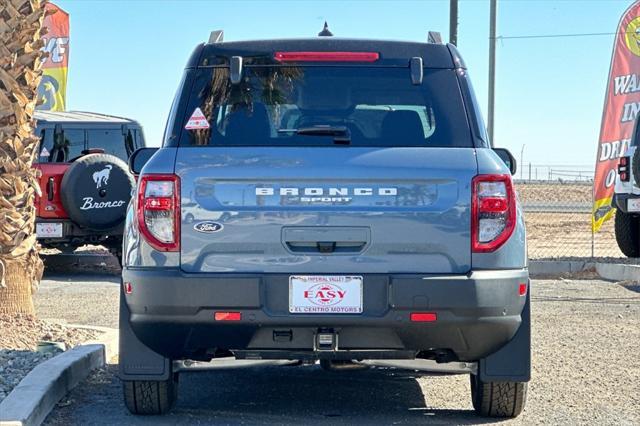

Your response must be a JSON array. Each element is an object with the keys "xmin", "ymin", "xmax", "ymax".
[
  {"xmin": 122, "ymin": 268, "xmax": 529, "ymax": 362},
  {"xmin": 35, "ymin": 218, "xmax": 122, "ymax": 246},
  {"xmin": 613, "ymin": 192, "xmax": 640, "ymax": 214}
]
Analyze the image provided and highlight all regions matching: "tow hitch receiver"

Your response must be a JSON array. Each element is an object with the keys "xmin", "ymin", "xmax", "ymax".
[{"xmin": 316, "ymin": 329, "xmax": 337, "ymax": 351}]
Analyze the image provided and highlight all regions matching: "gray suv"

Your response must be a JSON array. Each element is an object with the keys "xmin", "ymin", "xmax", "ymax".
[{"xmin": 119, "ymin": 31, "xmax": 530, "ymax": 418}]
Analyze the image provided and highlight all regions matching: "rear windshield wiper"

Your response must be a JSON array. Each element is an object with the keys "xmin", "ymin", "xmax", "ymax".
[{"xmin": 281, "ymin": 125, "xmax": 351, "ymax": 145}]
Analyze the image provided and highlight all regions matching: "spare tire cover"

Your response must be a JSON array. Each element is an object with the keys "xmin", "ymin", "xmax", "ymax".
[{"xmin": 60, "ymin": 154, "xmax": 134, "ymax": 231}]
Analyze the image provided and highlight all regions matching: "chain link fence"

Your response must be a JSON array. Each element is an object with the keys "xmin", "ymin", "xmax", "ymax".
[
  {"xmin": 518, "ymin": 164, "xmax": 595, "ymax": 183},
  {"xmin": 515, "ymin": 176, "xmax": 623, "ymax": 259}
]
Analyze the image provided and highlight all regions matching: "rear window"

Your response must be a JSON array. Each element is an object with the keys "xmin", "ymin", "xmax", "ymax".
[
  {"xmin": 40, "ymin": 128, "xmax": 85, "ymax": 162},
  {"xmin": 36, "ymin": 126, "xmax": 141, "ymax": 163},
  {"xmin": 179, "ymin": 67, "xmax": 471, "ymax": 147},
  {"xmin": 36, "ymin": 127, "xmax": 54, "ymax": 162},
  {"xmin": 87, "ymin": 128, "xmax": 131, "ymax": 159}
]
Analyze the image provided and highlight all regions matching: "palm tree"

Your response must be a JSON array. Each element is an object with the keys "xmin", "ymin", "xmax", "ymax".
[{"xmin": 0, "ymin": 0, "xmax": 47, "ymax": 314}]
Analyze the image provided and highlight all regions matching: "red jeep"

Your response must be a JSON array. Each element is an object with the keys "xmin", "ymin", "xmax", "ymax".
[{"xmin": 34, "ymin": 111, "xmax": 145, "ymax": 263}]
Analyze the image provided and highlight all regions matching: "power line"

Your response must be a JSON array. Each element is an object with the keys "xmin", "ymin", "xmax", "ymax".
[{"xmin": 494, "ymin": 31, "xmax": 634, "ymax": 40}]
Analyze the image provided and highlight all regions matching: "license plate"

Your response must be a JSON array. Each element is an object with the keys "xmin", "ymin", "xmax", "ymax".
[
  {"xmin": 289, "ymin": 275, "xmax": 363, "ymax": 314},
  {"xmin": 628, "ymin": 198, "xmax": 640, "ymax": 212},
  {"xmin": 36, "ymin": 223, "xmax": 63, "ymax": 238}
]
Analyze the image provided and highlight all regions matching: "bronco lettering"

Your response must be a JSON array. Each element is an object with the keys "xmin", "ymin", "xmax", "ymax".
[
  {"xmin": 80, "ymin": 197, "xmax": 126, "ymax": 210},
  {"xmin": 256, "ymin": 187, "xmax": 397, "ymax": 196}
]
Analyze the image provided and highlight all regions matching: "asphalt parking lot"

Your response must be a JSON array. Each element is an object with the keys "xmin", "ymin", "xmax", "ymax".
[{"xmin": 34, "ymin": 259, "xmax": 640, "ymax": 425}]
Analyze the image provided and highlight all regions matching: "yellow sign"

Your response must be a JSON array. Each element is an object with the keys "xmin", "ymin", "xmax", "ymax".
[
  {"xmin": 593, "ymin": 1, "xmax": 640, "ymax": 231},
  {"xmin": 625, "ymin": 16, "xmax": 640, "ymax": 57},
  {"xmin": 39, "ymin": 68, "xmax": 67, "ymax": 111},
  {"xmin": 36, "ymin": 3, "xmax": 69, "ymax": 112}
]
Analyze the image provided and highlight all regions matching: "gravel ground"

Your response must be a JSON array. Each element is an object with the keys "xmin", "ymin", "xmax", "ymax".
[
  {"xmin": 36, "ymin": 249, "xmax": 120, "ymax": 328},
  {"xmin": 515, "ymin": 182, "xmax": 624, "ymax": 259},
  {"xmin": 41, "ymin": 278, "xmax": 640, "ymax": 425},
  {"xmin": 0, "ymin": 250, "xmax": 119, "ymax": 403},
  {"xmin": 515, "ymin": 182, "xmax": 591, "ymax": 204},
  {"xmin": 35, "ymin": 275, "xmax": 120, "ymax": 329},
  {"xmin": 525, "ymin": 212, "xmax": 623, "ymax": 258},
  {"xmin": 0, "ymin": 314, "xmax": 101, "ymax": 402}
]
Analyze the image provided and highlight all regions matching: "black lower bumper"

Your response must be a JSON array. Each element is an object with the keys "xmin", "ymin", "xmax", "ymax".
[
  {"xmin": 613, "ymin": 193, "xmax": 640, "ymax": 214},
  {"xmin": 121, "ymin": 268, "xmax": 528, "ymax": 364},
  {"xmin": 35, "ymin": 218, "xmax": 122, "ymax": 247}
]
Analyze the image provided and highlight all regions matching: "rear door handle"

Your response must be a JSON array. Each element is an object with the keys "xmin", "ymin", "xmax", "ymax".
[
  {"xmin": 282, "ymin": 227, "xmax": 370, "ymax": 254},
  {"xmin": 285, "ymin": 240, "xmax": 366, "ymax": 254}
]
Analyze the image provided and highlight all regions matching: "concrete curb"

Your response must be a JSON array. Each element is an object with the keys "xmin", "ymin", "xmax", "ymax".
[
  {"xmin": 595, "ymin": 263, "xmax": 640, "ymax": 282},
  {"xmin": 530, "ymin": 260, "xmax": 640, "ymax": 282},
  {"xmin": 529, "ymin": 260, "xmax": 596, "ymax": 276},
  {"xmin": 0, "ymin": 328, "xmax": 118, "ymax": 426}
]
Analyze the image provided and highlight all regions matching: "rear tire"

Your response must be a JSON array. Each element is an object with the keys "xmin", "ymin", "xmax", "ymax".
[
  {"xmin": 633, "ymin": 147, "xmax": 640, "ymax": 188},
  {"xmin": 614, "ymin": 209, "xmax": 640, "ymax": 258},
  {"xmin": 106, "ymin": 238, "xmax": 123, "ymax": 267},
  {"xmin": 470, "ymin": 374, "xmax": 527, "ymax": 418},
  {"xmin": 123, "ymin": 374, "xmax": 178, "ymax": 415},
  {"xmin": 108, "ymin": 246, "xmax": 123, "ymax": 267}
]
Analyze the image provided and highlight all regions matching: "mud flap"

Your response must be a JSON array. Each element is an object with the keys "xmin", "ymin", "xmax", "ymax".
[
  {"xmin": 478, "ymin": 287, "xmax": 531, "ymax": 383},
  {"xmin": 118, "ymin": 281, "xmax": 171, "ymax": 381}
]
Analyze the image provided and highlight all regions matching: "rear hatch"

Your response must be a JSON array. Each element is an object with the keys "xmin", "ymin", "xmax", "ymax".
[
  {"xmin": 178, "ymin": 147, "xmax": 475, "ymax": 273},
  {"xmin": 175, "ymin": 62, "xmax": 477, "ymax": 274}
]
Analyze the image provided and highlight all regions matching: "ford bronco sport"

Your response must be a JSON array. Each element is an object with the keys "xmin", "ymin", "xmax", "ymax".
[
  {"xmin": 34, "ymin": 111, "xmax": 145, "ymax": 263},
  {"xmin": 120, "ymin": 31, "xmax": 531, "ymax": 418},
  {"xmin": 613, "ymin": 114, "xmax": 640, "ymax": 257}
]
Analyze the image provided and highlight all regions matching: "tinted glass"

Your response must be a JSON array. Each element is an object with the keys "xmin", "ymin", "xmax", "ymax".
[
  {"xmin": 87, "ymin": 129, "xmax": 128, "ymax": 160},
  {"xmin": 179, "ymin": 67, "xmax": 471, "ymax": 147},
  {"xmin": 459, "ymin": 71, "xmax": 489, "ymax": 147},
  {"xmin": 125, "ymin": 129, "xmax": 136, "ymax": 154},
  {"xmin": 36, "ymin": 127, "xmax": 53, "ymax": 163},
  {"xmin": 133, "ymin": 129, "xmax": 145, "ymax": 148},
  {"xmin": 164, "ymin": 71, "xmax": 189, "ymax": 146},
  {"xmin": 47, "ymin": 129, "xmax": 84, "ymax": 162}
]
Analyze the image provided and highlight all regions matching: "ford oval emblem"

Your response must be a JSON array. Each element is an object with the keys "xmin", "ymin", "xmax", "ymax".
[{"xmin": 194, "ymin": 221, "xmax": 224, "ymax": 233}]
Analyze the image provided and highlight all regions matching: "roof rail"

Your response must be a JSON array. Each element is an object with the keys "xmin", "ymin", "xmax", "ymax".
[
  {"xmin": 208, "ymin": 30, "xmax": 224, "ymax": 44},
  {"xmin": 427, "ymin": 31, "xmax": 443, "ymax": 44}
]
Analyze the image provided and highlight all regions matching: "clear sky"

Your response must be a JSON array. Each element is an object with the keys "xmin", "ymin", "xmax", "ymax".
[{"xmin": 53, "ymin": 0, "xmax": 632, "ymax": 168}]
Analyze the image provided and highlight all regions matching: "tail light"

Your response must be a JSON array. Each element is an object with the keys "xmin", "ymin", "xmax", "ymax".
[
  {"xmin": 137, "ymin": 174, "xmax": 180, "ymax": 251},
  {"xmin": 410, "ymin": 312, "xmax": 437, "ymax": 322},
  {"xmin": 214, "ymin": 312, "xmax": 242, "ymax": 321},
  {"xmin": 274, "ymin": 51, "xmax": 380, "ymax": 62},
  {"xmin": 472, "ymin": 174, "xmax": 516, "ymax": 252},
  {"xmin": 519, "ymin": 282, "xmax": 528, "ymax": 296},
  {"xmin": 618, "ymin": 156, "xmax": 630, "ymax": 182}
]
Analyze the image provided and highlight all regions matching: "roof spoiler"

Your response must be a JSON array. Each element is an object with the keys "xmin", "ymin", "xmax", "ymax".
[{"xmin": 208, "ymin": 30, "xmax": 224, "ymax": 44}]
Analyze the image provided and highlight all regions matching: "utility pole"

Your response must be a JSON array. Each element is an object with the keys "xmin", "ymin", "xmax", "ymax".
[
  {"xmin": 449, "ymin": 0, "xmax": 458, "ymax": 46},
  {"xmin": 487, "ymin": 0, "xmax": 497, "ymax": 145},
  {"xmin": 520, "ymin": 144, "xmax": 525, "ymax": 180}
]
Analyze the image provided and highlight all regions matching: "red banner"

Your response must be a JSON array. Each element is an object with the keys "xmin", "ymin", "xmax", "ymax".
[
  {"xmin": 36, "ymin": 2, "xmax": 69, "ymax": 112},
  {"xmin": 593, "ymin": 1, "xmax": 640, "ymax": 231}
]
